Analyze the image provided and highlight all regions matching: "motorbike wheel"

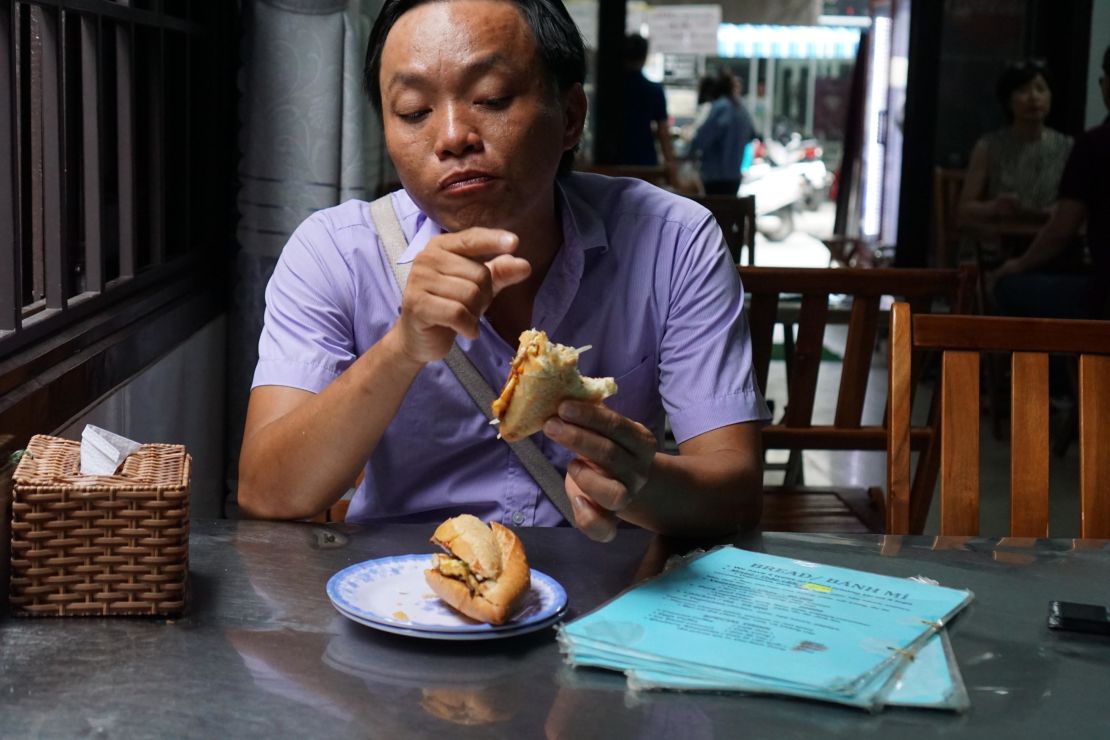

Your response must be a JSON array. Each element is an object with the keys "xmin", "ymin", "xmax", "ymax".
[
  {"xmin": 803, "ymin": 186, "xmax": 825, "ymax": 211},
  {"xmin": 760, "ymin": 206, "xmax": 795, "ymax": 242}
]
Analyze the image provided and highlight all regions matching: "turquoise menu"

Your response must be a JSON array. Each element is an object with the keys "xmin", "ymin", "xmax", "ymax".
[{"xmin": 558, "ymin": 546, "xmax": 973, "ymax": 711}]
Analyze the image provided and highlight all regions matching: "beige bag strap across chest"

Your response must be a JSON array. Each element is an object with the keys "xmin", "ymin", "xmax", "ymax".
[{"xmin": 368, "ymin": 195, "xmax": 574, "ymax": 523}]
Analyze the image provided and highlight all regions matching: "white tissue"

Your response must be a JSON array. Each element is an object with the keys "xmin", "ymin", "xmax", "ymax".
[{"xmin": 80, "ymin": 424, "xmax": 142, "ymax": 475}]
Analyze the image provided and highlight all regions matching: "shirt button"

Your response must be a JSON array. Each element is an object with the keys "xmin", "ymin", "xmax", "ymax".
[{"xmin": 511, "ymin": 511, "xmax": 525, "ymax": 526}]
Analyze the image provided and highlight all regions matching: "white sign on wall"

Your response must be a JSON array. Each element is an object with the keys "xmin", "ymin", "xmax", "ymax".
[{"xmin": 627, "ymin": 4, "xmax": 722, "ymax": 56}]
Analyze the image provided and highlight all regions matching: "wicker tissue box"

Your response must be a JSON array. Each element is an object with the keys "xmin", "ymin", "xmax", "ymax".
[{"xmin": 10, "ymin": 434, "xmax": 190, "ymax": 616}]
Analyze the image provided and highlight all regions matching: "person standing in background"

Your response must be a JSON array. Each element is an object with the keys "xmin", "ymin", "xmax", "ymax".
[
  {"xmin": 618, "ymin": 34, "xmax": 678, "ymax": 185},
  {"xmin": 690, "ymin": 69, "xmax": 755, "ymax": 196}
]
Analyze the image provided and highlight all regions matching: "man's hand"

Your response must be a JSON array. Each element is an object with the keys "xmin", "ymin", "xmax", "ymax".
[
  {"xmin": 543, "ymin": 400, "xmax": 657, "ymax": 542},
  {"xmin": 393, "ymin": 228, "xmax": 531, "ymax": 365}
]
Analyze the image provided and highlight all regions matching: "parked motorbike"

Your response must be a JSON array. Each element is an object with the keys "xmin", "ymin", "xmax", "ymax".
[
  {"xmin": 671, "ymin": 118, "xmax": 831, "ymax": 241},
  {"xmin": 740, "ymin": 132, "xmax": 830, "ymax": 241}
]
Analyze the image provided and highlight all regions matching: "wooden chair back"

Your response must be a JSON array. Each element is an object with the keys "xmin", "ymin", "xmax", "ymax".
[
  {"xmin": 932, "ymin": 167, "xmax": 965, "ymax": 268},
  {"xmin": 691, "ymin": 194, "xmax": 757, "ymax": 265},
  {"xmin": 887, "ymin": 304, "xmax": 1110, "ymax": 537},
  {"xmin": 740, "ymin": 266, "xmax": 977, "ymax": 533}
]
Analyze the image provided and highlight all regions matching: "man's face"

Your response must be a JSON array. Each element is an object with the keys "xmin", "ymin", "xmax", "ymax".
[{"xmin": 379, "ymin": 0, "xmax": 583, "ymax": 233}]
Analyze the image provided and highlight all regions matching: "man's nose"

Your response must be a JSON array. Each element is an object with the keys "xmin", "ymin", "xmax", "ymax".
[{"xmin": 434, "ymin": 103, "xmax": 483, "ymax": 159}]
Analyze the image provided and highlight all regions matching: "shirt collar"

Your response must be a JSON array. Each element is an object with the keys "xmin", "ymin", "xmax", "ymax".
[
  {"xmin": 388, "ymin": 190, "xmax": 445, "ymax": 264},
  {"xmin": 555, "ymin": 175, "xmax": 609, "ymax": 256}
]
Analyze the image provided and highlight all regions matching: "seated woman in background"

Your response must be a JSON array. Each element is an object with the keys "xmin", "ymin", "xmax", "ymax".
[{"xmin": 959, "ymin": 59, "xmax": 1074, "ymax": 268}]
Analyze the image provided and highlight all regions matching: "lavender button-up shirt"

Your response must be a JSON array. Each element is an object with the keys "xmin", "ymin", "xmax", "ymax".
[{"xmin": 253, "ymin": 173, "xmax": 770, "ymax": 527}]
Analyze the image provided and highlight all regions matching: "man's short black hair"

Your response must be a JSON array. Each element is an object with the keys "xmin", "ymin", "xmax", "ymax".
[
  {"xmin": 364, "ymin": 0, "xmax": 586, "ymax": 176},
  {"xmin": 995, "ymin": 58, "xmax": 1051, "ymax": 120},
  {"xmin": 624, "ymin": 33, "xmax": 649, "ymax": 66}
]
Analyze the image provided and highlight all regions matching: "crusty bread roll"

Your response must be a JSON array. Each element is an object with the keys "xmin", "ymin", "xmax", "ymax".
[
  {"xmin": 424, "ymin": 514, "xmax": 531, "ymax": 625},
  {"xmin": 491, "ymin": 329, "xmax": 617, "ymax": 442}
]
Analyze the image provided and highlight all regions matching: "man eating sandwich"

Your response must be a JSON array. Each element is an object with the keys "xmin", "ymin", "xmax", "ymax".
[{"xmin": 238, "ymin": 0, "xmax": 770, "ymax": 542}]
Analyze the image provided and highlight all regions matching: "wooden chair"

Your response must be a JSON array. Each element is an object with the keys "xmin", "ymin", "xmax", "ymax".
[
  {"xmin": 821, "ymin": 235, "xmax": 883, "ymax": 269},
  {"xmin": 741, "ymin": 266, "xmax": 977, "ymax": 534},
  {"xmin": 887, "ymin": 304, "xmax": 1110, "ymax": 537},
  {"xmin": 932, "ymin": 167, "xmax": 966, "ymax": 269},
  {"xmin": 691, "ymin": 194, "xmax": 757, "ymax": 265}
]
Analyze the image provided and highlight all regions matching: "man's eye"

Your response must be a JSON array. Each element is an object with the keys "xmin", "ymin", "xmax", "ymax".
[
  {"xmin": 479, "ymin": 96, "xmax": 511, "ymax": 109},
  {"xmin": 396, "ymin": 109, "xmax": 429, "ymax": 123}
]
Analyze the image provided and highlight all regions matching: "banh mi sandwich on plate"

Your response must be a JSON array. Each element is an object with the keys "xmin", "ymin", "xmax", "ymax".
[
  {"xmin": 424, "ymin": 514, "xmax": 530, "ymax": 625},
  {"xmin": 491, "ymin": 329, "xmax": 617, "ymax": 442}
]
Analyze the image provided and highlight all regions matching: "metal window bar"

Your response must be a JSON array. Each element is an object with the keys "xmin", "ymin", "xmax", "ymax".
[
  {"xmin": 141, "ymin": 22, "xmax": 164, "ymax": 268},
  {"xmin": 1, "ymin": 0, "xmax": 205, "ymax": 355},
  {"xmin": 115, "ymin": 17, "xmax": 134, "ymax": 278},
  {"xmin": 20, "ymin": 0, "xmax": 199, "ymax": 35},
  {"xmin": 1, "ymin": 3, "xmax": 18, "ymax": 334},
  {"xmin": 28, "ymin": 6, "xmax": 45, "ymax": 310},
  {"xmin": 41, "ymin": 5, "xmax": 65, "ymax": 312},
  {"xmin": 80, "ymin": 13, "xmax": 103, "ymax": 292}
]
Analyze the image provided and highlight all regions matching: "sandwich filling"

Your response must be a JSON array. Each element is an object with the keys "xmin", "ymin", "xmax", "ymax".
[
  {"xmin": 431, "ymin": 553, "xmax": 483, "ymax": 593},
  {"xmin": 491, "ymin": 329, "xmax": 616, "ymax": 440},
  {"xmin": 424, "ymin": 515, "xmax": 531, "ymax": 625},
  {"xmin": 429, "ymin": 514, "xmax": 502, "ymax": 595}
]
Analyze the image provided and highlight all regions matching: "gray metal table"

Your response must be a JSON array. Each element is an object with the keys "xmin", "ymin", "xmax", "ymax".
[{"xmin": 2, "ymin": 520, "xmax": 1109, "ymax": 738}]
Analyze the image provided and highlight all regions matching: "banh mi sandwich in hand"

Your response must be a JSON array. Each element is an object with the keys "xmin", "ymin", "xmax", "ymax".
[
  {"xmin": 424, "ymin": 514, "xmax": 530, "ymax": 625},
  {"xmin": 491, "ymin": 329, "xmax": 617, "ymax": 442}
]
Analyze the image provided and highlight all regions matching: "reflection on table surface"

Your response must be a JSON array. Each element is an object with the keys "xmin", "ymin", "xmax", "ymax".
[{"xmin": 1, "ymin": 519, "xmax": 1108, "ymax": 738}]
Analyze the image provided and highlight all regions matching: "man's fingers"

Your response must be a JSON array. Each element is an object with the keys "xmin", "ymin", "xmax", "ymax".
[
  {"xmin": 553, "ymin": 401, "xmax": 656, "ymax": 460},
  {"xmin": 416, "ymin": 247, "xmax": 495, "ymax": 287},
  {"xmin": 566, "ymin": 473, "xmax": 617, "ymax": 542},
  {"xmin": 406, "ymin": 292, "xmax": 481, "ymax": 339},
  {"xmin": 569, "ymin": 458, "xmax": 632, "ymax": 512},
  {"xmin": 422, "ymin": 273, "xmax": 490, "ymax": 313},
  {"xmin": 446, "ymin": 228, "xmax": 519, "ymax": 259},
  {"xmin": 486, "ymin": 254, "xmax": 532, "ymax": 296}
]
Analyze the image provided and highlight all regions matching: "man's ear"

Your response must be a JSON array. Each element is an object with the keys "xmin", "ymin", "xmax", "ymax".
[{"xmin": 562, "ymin": 83, "xmax": 588, "ymax": 151}]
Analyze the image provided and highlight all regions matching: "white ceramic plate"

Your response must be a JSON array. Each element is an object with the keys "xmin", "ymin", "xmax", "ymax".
[{"xmin": 327, "ymin": 553, "xmax": 567, "ymax": 638}]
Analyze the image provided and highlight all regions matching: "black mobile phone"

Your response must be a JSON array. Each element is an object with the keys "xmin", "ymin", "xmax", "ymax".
[{"xmin": 1047, "ymin": 601, "xmax": 1110, "ymax": 635}]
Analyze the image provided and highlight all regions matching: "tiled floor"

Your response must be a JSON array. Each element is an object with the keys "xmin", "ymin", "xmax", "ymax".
[{"xmin": 753, "ymin": 209, "xmax": 1083, "ymax": 537}]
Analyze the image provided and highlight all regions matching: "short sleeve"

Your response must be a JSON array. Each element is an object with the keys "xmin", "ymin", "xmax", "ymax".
[
  {"xmin": 252, "ymin": 213, "xmax": 359, "ymax": 393},
  {"xmin": 658, "ymin": 212, "xmax": 771, "ymax": 443},
  {"xmin": 1057, "ymin": 134, "xmax": 1092, "ymax": 203},
  {"xmin": 651, "ymin": 83, "xmax": 668, "ymax": 123}
]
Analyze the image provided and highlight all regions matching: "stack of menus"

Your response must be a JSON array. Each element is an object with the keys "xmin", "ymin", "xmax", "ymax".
[{"xmin": 557, "ymin": 547, "xmax": 973, "ymax": 711}]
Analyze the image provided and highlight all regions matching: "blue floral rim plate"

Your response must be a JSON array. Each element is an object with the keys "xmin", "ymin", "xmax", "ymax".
[{"xmin": 326, "ymin": 553, "xmax": 568, "ymax": 635}]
